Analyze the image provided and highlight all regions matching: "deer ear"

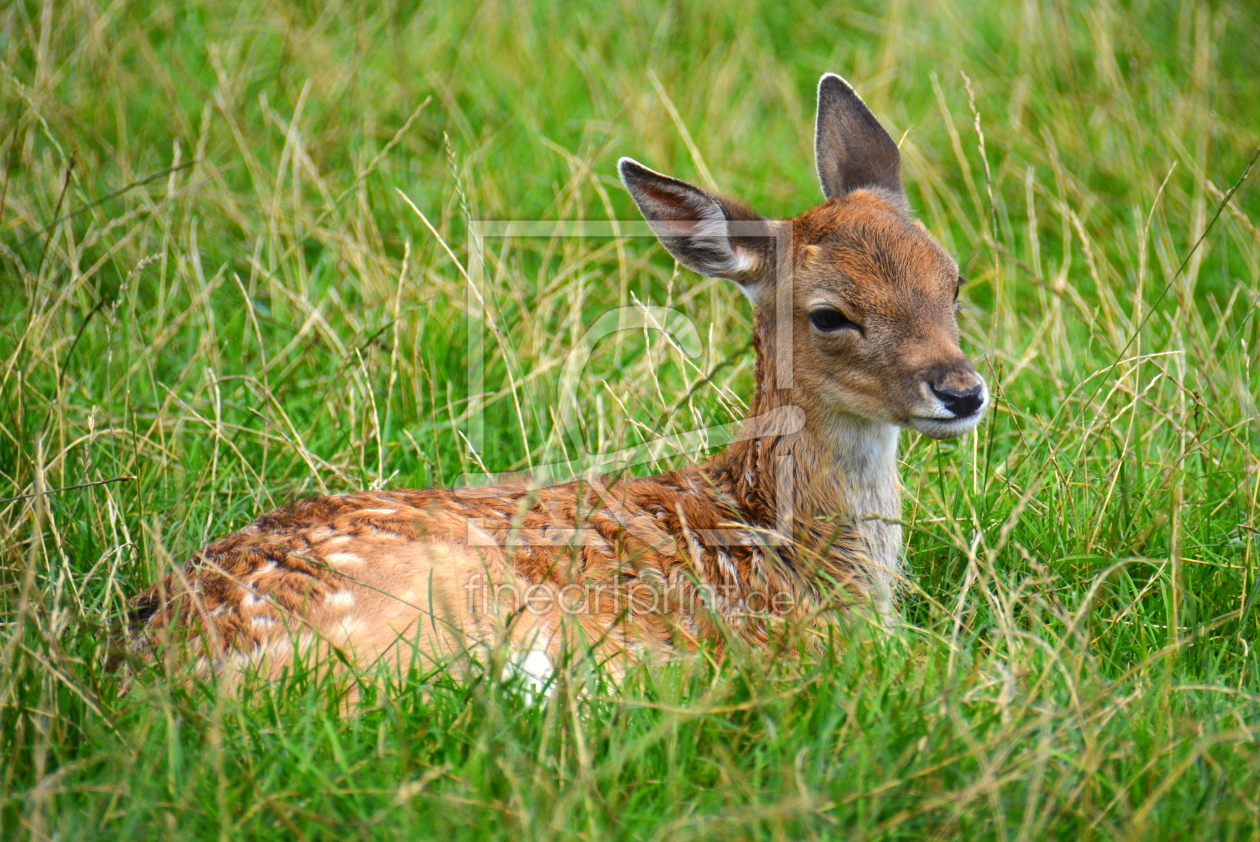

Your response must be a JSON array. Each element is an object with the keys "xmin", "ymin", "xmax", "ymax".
[
  {"xmin": 619, "ymin": 158, "xmax": 773, "ymax": 292},
  {"xmin": 815, "ymin": 74, "xmax": 906, "ymax": 209}
]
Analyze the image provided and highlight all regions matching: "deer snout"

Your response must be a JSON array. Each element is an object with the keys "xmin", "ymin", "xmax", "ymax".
[
  {"xmin": 930, "ymin": 382, "xmax": 985, "ymax": 418},
  {"xmin": 909, "ymin": 363, "xmax": 987, "ymax": 439}
]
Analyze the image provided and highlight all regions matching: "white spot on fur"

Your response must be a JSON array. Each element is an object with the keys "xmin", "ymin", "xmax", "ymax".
[
  {"xmin": 504, "ymin": 645, "xmax": 554, "ymax": 700},
  {"xmin": 730, "ymin": 249, "xmax": 757, "ymax": 275},
  {"xmin": 241, "ymin": 592, "xmax": 265, "ymax": 608},
  {"xmin": 325, "ymin": 590, "xmax": 355, "ymax": 608},
  {"xmin": 357, "ymin": 507, "xmax": 398, "ymax": 516},
  {"xmin": 465, "ymin": 520, "xmax": 498, "ymax": 547},
  {"xmin": 336, "ymin": 615, "xmax": 364, "ymax": 640},
  {"xmin": 251, "ymin": 615, "xmax": 275, "ymax": 629},
  {"xmin": 253, "ymin": 561, "xmax": 277, "ymax": 576},
  {"xmin": 325, "ymin": 552, "xmax": 363, "ymax": 566},
  {"xmin": 322, "ymin": 534, "xmax": 352, "ymax": 548}
]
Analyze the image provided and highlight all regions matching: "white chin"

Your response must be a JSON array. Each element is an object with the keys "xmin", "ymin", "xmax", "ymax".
[{"xmin": 910, "ymin": 414, "xmax": 983, "ymax": 440}]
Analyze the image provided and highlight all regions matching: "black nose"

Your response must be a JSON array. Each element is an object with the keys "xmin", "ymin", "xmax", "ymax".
[{"xmin": 931, "ymin": 384, "xmax": 985, "ymax": 418}]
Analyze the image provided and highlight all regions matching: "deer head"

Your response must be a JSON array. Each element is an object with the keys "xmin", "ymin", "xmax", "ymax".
[{"xmin": 620, "ymin": 74, "xmax": 986, "ymax": 441}]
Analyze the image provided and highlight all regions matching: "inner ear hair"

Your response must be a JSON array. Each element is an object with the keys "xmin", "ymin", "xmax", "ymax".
[{"xmin": 620, "ymin": 157, "xmax": 774, "ymax": 287}]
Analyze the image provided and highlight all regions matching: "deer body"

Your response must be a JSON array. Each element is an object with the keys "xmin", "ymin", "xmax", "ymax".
[{"xmin": 132, "ymin": 75, "xmax": 987, "ymax": 686}]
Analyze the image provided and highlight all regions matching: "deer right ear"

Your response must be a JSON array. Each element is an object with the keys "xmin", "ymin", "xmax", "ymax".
[
  {"xmin": 619, "ymin": 158, "xmax": 773, "ymax": 294},
  {"xmin": 815, "ymin": 74, "xmax": 907, "ymax": 210}
]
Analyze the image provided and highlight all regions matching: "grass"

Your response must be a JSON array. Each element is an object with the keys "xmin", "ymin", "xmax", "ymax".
[{"xmin": 2, "ymin": 0, "xmax": 1260, "ymax": 837}]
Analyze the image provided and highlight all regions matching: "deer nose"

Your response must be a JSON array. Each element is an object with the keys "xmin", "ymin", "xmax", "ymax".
[{"xmin": 931, "ymin": 383, "xmax": 985, "ymax": 418}]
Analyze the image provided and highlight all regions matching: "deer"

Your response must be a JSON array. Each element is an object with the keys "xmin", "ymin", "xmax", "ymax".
[{"xmin": 128, "ymin": 74, "xmax": 987, "ymax": 692}]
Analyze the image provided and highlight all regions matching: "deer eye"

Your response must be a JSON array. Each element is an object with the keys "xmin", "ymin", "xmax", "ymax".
[{"xmin": 809, "ymin": 308, "xmax": 862, "ymax": 334}]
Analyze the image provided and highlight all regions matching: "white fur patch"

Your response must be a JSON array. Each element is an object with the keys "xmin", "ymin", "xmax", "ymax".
[
  {"xmin": 325, "ymin": 590, "xmax": 355, "ymax": 608},
  {"xmin": 336, "ymin": 615, "xmax": 364, "ymax": 639},
  {"xmin": 503, "ymin": 645, "xmax": 554, "ymax": 700},
  {"xmin": 464, "ymin": 520, "xmax": 498, "ymax": 547}
]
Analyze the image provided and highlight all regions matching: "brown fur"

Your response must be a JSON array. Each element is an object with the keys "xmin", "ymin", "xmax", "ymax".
[{"xmin": 128, "ymin": 75, "xmax": 987, "ymax": 688}]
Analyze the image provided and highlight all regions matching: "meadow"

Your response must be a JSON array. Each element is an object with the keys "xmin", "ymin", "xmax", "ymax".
[{"xmin": 2, "ymin": 0, "xmax": 1259, "ymax": 838}]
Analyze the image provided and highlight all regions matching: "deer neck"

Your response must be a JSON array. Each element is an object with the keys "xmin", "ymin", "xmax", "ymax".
[
  {"xmin": 703, "ymin": 332, "xmax": 904, "ymax": 607},
  {"xmin": 711, "ymin": 397, "xmax": 902, "ymax": 531}
]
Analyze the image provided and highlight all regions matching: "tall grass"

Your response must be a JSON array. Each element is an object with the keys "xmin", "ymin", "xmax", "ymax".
[{"xmin": 2, "ymin": 0, "xmax": 1259, "ymax": 838}]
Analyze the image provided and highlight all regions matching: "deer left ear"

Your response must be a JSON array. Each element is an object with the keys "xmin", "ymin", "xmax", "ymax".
[
  {"xmin": 620, "ymin": 158, "xmax": 775, "ymax": 296},
  {"xmin": 815, "ymin": 74, "xmax": 907, "ymax": 210}
]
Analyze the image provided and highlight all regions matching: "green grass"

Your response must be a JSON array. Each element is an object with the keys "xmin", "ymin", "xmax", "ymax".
[{"xmin": 3, "ymin": 0, "xmax": 1260, "ymax": 838}]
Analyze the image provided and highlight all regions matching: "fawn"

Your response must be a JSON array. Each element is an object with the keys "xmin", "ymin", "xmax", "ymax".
[{"xmin": 130, "ymin": 74, "xmax": 986, "ymax": 688}]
